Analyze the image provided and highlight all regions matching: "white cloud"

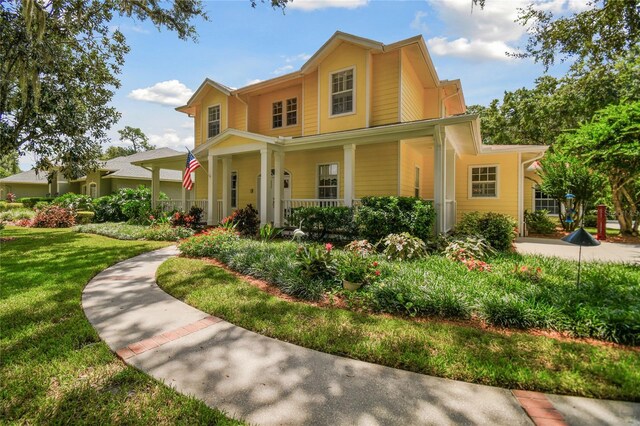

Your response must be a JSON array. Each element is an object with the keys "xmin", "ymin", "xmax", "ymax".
[
  {"xmin": 180, "ymin": 121, "xmax": 193, "ymax": 129},
  {"xmin": 288, "ymin": 0, "xmax": 368, "ymax": 11},
  {"xmin": 128, "ymin": 80, "xmax": 193, "ymax": 106},
  {"xmin": 272, "ymin": 64, "xmax": 294, "ymax": 75},
  {"xmin": 148, "ymin": 129, "xmax": 193, "ymax": 150},
  {"xmin": 427, "ymin": 37, "xmax": 516, "ymax": 61},
  {"xmin": 410, "ymin": 11, "xmax": 429, "ymax": 33},
  {"xmin": 423, "ymin": 0, "xmax": 588, "ymax": 62},
  {"xmin": 245, "ymin": 78, "xmax": 263, "ymax": 86}
]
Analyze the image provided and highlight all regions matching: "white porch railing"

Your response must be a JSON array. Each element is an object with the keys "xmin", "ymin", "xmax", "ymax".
[{"xmin": 282, "ymin": 199, "xmax": 346, "ymax": 224}]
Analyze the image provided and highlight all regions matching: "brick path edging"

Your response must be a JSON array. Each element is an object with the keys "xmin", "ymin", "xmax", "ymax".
[
  {"xmin": 115, "ymin": 315, "xmax": 222, "ymax": 360},
  {"xmin": 512, "ymin": 390, "xmax": 568, "ymax": 426}
]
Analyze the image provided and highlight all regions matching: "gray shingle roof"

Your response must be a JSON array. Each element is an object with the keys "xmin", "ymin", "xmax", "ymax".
[
  {"xmin": 0, "ymin": 169, "xmax": 48, "ymax": 184},
  {"xmin": 90, "ymin": 148, "xmax": 183, "ymax": 181}
]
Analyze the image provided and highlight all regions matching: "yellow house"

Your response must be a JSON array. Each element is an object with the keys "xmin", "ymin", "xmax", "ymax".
[{"xmin": 134, "ymin": 32, "xmax": 548, "ymax": 235}]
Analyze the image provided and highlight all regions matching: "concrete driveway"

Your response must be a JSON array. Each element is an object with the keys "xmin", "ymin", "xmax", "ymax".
[{"xmin": 515, "ymin": 237, "xmax": 640, "ymax": 264}]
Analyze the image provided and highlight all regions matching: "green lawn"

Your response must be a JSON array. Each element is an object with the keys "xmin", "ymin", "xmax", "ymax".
[
  {"xmin": 158, "ymin": 256, "xmax": 640, "ymax": 402},
  {"xmin": 0, "ymin": 227, "xmax": 240, "ymax": 424}
]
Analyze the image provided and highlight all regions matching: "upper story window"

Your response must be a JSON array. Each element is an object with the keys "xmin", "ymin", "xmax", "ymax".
[
  {"xmin": 208, "ymin": 105, "xmax": 220, "ymax": 138},
  {"xmin": 318, "ymin": 163, "xmax": 338, "ymax": 199},
  {"xmin": 286, "ymin": 97, "xmax": 297, "ymax": 126},
  {"xmin": 272, "ymin": 101, "xmax": 283, "ymax": 128},
  {"xmin": 331, "ymin": 68, "xmax": 354, "ymax": 116},
  {"xmin": 534, "ymin": 187, "xmax": 559, "ymax": 214},
  {"xmin": 273, "ymin": 97, "xmax": 297, "ymax": 128},
  {"xmin": 470, "ymin": 166, "xmax": 498, "ymax": 198}
]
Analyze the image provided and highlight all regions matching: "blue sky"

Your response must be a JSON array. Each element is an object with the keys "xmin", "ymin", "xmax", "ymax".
[{"xmin": 20, "ymin": 0, "xmax": 587, "ymax": 170}]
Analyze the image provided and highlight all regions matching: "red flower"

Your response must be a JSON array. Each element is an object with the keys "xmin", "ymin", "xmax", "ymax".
[
  {"xmin": 325, "ymin": 243, "xmax": 333, "ymax": 252},
  {"xmin": 373, "ymin": 261, "xmax": 379, "ymax": 267},
  {"xmin": 375, "ymin": 270, "xmax": 381, "ymax": 276},
  {"xmin": 149, "ymin": 215, "xmax": 155, "ymax": 220}
]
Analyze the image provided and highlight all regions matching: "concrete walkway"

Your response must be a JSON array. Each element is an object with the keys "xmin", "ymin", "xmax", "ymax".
[
  {"xmin": 82, "ymin": 247, "xmax": 640, "ymax": 426},
  {"xmin": 516, "ymin": 237, "xmax": 640, "ymax": 264}
]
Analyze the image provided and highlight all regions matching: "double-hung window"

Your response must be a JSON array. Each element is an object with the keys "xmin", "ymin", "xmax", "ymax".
[
  {"xmin": 272, "ymin": 101, "xmax": 283, "ymax": 128},
  {"xmin": 208, "ymin": 105, "xmax": 220, "ymax": 138},
  {"xmin": 231, "ymin": 172, "xmax": 238, "ymax": 209},
  {"xmin": 534, "ymin": 187, "xmax": 559, "ymax": 214},
  {"xmin": 286, "ymin": 97, "xmax": 297, "ymax": 126},
  {"xmin": 414, "ymin": 167, "xmax": 421, "ymax": 198},
  {"xmin": 331, "ymin": 68, "xmax": 354, "ymax": 116},
  {"xmin": 470, "ymin": 166, "xmax": 498, "ymax": 198},
  {"xmin": 318, "ymin": 163, "xmax": 338, "ymax": 199}
]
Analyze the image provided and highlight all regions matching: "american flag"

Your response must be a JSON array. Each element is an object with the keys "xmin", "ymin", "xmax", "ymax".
[{"xmin": 182, "ymin": 149, "xmax": 201, "ymax": 190}]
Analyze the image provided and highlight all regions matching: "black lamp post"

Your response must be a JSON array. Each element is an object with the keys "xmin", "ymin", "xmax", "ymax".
[{"xmin": 561, "ymin": 227, "xmax": 600, "ymax": 287}]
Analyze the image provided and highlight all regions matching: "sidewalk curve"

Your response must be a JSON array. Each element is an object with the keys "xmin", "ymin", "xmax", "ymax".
[{"xmin": 82, "ymin": 247, "xmax": 640, "ymax": 426}]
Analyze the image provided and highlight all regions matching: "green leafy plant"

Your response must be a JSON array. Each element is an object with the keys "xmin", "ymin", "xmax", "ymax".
[
  {"xmin": 75, "ymin": 211, "xmax": 95, "ymax": 224},
  {"xmin": 6, "ymin": 192, "xmax": 16, "ymax": 202},
  {"xmin": 354, "ymin": 196, "xmax": 435, "ymax": 243},
  {"xmin": 337, "ymin": 251, "xmax": 380, "ymax": 284},
  {"xmin": 0, "ymin": 208, "xmax": 35, "ymax": 222},
  {"xmin": 295, "ymin": 243, "xmax": 337, "ymax": 281},
  {"xmin": 382, "ymin": 233, "xmax": 426, "ymax": 261},
  {"xmin": 444, "ymin": 236, "xmax": 495, "ymax": 262},
  {"xmin": 524, "ymin": 209, "xmax": 557, "ymax": 234},
  {"xmin": 141, "ymin": 224, "xmax": 195, "ymax": 241},
  {"xmin": 52, "ymin": 193, "xmax": 94, "ymax": 211},
  {"xmin": 170, "ymin": 206, "xmax": 203, "ymax": 229},
  {"xmin": 286, "ymin": 206, "xmax": 355, "ymax": 241},
  {"xmin": 230, "ymin": 204, "xmax": 259, "ymax": 236},
  {"xmin": 455, "ymin": 211, "xmax": 518, "ymax": 252},
  {"xmin": 18, "ymin": 197, "xmax": 54, "ymax": 208},
  {"xmin": 259, "ymin": 223, "xmax": 281, "ymax": 241}
]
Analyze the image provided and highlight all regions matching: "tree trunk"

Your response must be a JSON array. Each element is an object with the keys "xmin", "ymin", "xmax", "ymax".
[
  {"xmin": 621, "ymin": 185, "xmax": 639, "ymax": 236},
  {"xmin": 611, "ymin": 183, "xmax": 633, "ymax": 234}
]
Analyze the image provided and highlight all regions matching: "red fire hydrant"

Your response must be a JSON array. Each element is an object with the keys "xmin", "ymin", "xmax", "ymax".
[{"xmin": 596, "ymin": 204, "xmax": 607, "ymax": 241}]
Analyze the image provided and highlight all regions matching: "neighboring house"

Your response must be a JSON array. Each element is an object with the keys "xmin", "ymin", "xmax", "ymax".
[
  {"xmin": 0, "ymin": 169, "xmax": 69, "ymax": 199},
  {"xmin": 0, "ymin": 148, "xmax": 184, "ymax": 200},
  {"xmin": 133, "ymin": 32, "xmax": 548, "ymax": 234}
]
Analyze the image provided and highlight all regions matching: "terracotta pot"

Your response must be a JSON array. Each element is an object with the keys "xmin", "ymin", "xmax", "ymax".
[{"xmin": 342, "ymin": 280, "xmax": 362, "ymax": 291}]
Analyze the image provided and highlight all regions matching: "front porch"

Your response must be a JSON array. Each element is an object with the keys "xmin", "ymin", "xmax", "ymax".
[{"xmin": 133, "ymin": 119, "xmax": 481, "ymax": 235}]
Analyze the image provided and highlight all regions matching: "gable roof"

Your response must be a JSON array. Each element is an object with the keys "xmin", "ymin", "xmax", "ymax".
[
  {"xmin": 0, "ymin": 169, "xmax": 49, "ymax": 185},
  {"xmin": 75, "ymin": 148, "xmax": 183, "ymax": 182}
]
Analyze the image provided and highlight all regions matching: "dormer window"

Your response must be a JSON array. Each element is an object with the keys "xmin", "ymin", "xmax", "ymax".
[
  {"xmin": 208, "ymin": 105, "xmax": 220, "ymax": 138},
  {"xmin": 331, "ymin": 68, "xmax": 354, "ymax": 116}
]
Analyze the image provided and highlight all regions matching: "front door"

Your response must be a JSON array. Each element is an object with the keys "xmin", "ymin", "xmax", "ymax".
[{"xmin": 257, "ymin": 170, "xmax": 291, "ymax": 223}]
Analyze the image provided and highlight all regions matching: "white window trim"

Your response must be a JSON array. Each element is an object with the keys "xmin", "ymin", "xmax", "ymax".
[
  {"xmin": 207, "ymin": 104, "xmax": 221, "ymax": 139},
  {"xmin": 532, "ymin": 185, "xmax": 560, "ymax": 216},
  {"xmin": 271, "ymin": 97, "xmax": 298, "ymax": 129},
  {"xmin": 329, "ymin": 66, "xmax": 356, "ymax": 118},
  {"xmin": 316, "ymin": 162, "xmax": 340, "ymax": 200},
  {"xmin": 414, "ymin": 165, "xmax": 421, "ymax": 198},
  {"xmin": 468, "ymin": 164, "xmax": 499, "ymax": 199}
]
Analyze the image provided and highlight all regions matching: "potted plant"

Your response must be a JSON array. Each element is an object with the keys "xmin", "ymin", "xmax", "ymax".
[{"xmin": 338, "ymin": 252, "xmax": 377, "ymax": 291}]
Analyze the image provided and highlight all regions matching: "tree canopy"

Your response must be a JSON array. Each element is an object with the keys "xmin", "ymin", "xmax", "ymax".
[
  {"xmin": 0, "ymin": 0, "xmax": 288, "ymax": 178},
  {"xmin": 102, "ymin": 126, "xmax": 155, "ymax": 160}
]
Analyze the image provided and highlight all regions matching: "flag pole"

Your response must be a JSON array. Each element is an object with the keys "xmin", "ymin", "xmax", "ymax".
[{"xmin": 185, "ymin": 147, "xmax": 208, "ymax": 175}]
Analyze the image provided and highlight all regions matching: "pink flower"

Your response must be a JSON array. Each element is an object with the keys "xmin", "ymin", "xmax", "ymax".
[
  {"xmin": 325, "ymin": 243, "xmax": 333, "ymax": 252},
  {"xmin": 149, "ymin": 215, "xmax": 155, "ymax": 220}
]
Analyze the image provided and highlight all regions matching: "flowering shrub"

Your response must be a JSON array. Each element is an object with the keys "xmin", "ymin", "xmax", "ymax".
[
  {"xmin": 15, "ymin": 218, "xmax": 33, "ymax": 227},
  {"xmin": 337, "ymin": 251, "xmax": 381, "ymax": 284},
  {"xmin": 141, "ymin": 224, "xmax": 195, "ymax": 241},
  {"xmin": 31, "ymin": 205, "xmax": 75, "ymax": 228},
  {"xmin": 382, "ymin": 233, "xmax": 426, "ymax": 261},
  {"xmin": 461, "ymin": 258, "xmax": 492, "ymax": 272},
  {"xmin": 6, "ymin": 193, "xmax": 16, "ymax": 202},
  {"xmin": 514, "ymin": 265, "xmax": 543, "ymax": 282},
  {"xmin": 178, "ymin": 227, "xmax": 240, "ymax": 258},
  {"xmin": 344, "ymin": 239, "xmax": 375, "ymax": 257},
  {"xmin": 295, "ymin": 243, "xmax": 337, "ymax": 281}
]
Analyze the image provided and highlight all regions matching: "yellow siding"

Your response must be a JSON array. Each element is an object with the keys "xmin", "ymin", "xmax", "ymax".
[
  {"xmin": 229, "ymin": 96, "xmax": 247, "ymax": 131},
  {"xmin": 194, "ymin": 107, "xmax": 202, "ymax": 147},
  {"xmin": 355, "ymin": 142, "xmax": 398, "ymax": 197},
  {"xmin": 229, "ymin": 153, "xmax": 260, "ymax": 209},
  {"xmin": 424, "ymin": 88, "xmax": 439, "ymax": 119},
  {"xmin": 455, "ymin": 153, "xmax": 519, "ymax": 221},
  {"xmin": 284, "ymin": 148, "xmax": 343, "ymax": 199},
  {"xmin": 254, "ymin": 85, "xmax": 302, "ymax": 137},
  {"xmin": 194, "ymin": 87, "xmax": 229, "ymax": 147},
  {"xmin": 371, "ymin": 50, "xmax": 399, "ymax": 126},
  {"xmin": 400, "ymin": 49, "xmax": 425, "ymax": 122},
  {"xmin": 303, "ymin": 71, "xmax": 318, "ymax": 136},
  {"xmin": 399, "ymin": 140, "xmax": 432, "ymax": 198},
  {"xmin": 214, "ymin": 135, "xmax": 261, "ymax": 150},
  {"xmin": 318, "ymin": 41, "xmax": 368, "ymax": 133}
]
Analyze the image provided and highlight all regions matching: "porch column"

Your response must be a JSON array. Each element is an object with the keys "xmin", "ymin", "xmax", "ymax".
[
  {"xmin": 273, "ymin": 150, "xmax": 283, "ymax": 227},
  {"xmin": 343, "ymin": 144, "xmax": 356, "ymax": 207},
  {"xmin": 151, "ymin": 167, "xmax": 160, "ymax": 209},
  {"xmin": 259, "ymin": 147, "xmax": 272, "ymax": 226},
  {"xmin": 222, "ymin": 156, "xmax": 232, "ymax": 218},
  {"xmin": 207, "ymin": 153, "xmax": 219, "ymax": 225},
  {"xmin": 433, "ymin": 125, "xmax": 446, "ymax": 234},
  {"xmin": 181, "ymin": 170, "xmax": 187, "ymax": 211},
  {"xmin": 445, "ymin": 144, "xmax": 456, "ymax": 232}
]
